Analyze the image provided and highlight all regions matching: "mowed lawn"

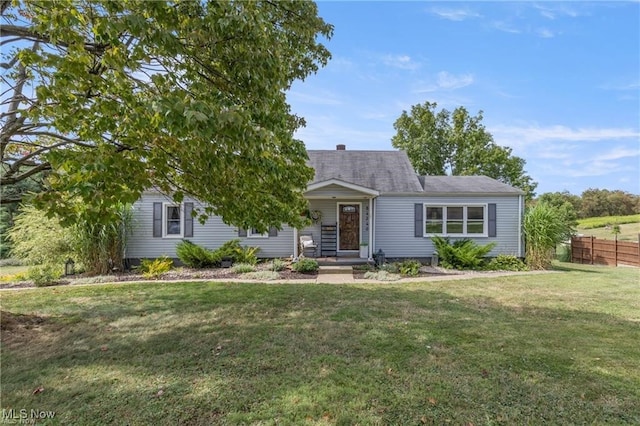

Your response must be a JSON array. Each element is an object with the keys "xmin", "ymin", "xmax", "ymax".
[{"xmin": 1, "ymin": 264, "xmax": 639, "ymax": 425}]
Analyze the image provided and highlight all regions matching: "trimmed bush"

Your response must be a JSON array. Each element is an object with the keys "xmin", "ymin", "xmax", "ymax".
[
  {"xmin": 364, "ymin": 270, "xmax": 401, "ymax": 281},
  {"xmin": 242, "ymin": 271, "xmax": 280, "ymax": 281},
  {"xmin": 397, "ymin": 259, "xmax": 421, "ymax": 276},
  {"xmin": 27, "ymin": 264, "xmax": 63, "ymax": 287},
  {"xmin": 486, "ymin": 255, "xmax": 528, "ymax": 271},
  {"xmin": 292, "ymin": 258, "xmax": 319, "ymax": 273},
  {"xmin": 378, "ymin": 263, "xmax": 399, "ymax": 274},
  {"xmin": 271, "ymin": 258, "xmax": 286, "ymax": 272},
  {"xmin": 176, "ymin": 240, "xmax": 219, "ymax": 268},
  {"xmin": 432, "ymin": 236, "xmax": 496, "ymax": 270},
  {"xmin": 232, "ymin": 263, "xmax": 256, "ymax": 273},
  {"xmin": 140, "ymin": 256, "xmax": 173, "ymax": 279}
]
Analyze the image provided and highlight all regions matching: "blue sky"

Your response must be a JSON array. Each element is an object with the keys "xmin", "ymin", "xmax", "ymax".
[{"xmin": 288, "ymin": 1, "xmax": 640, "ymax": 196}]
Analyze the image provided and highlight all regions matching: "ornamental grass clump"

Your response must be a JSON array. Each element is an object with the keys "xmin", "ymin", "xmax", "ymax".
[{"xmin": 523, "ymin": 202, "xmax": 574, "ymax": 270}]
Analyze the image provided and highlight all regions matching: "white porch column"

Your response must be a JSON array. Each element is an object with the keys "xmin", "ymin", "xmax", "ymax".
[
  {"xmin": 368, "ymin": 197, "xmax": 374, "ymax": 260},
  {"xmin": 293, "ymin": 227, "xmax": 299, "ymax": 259}
]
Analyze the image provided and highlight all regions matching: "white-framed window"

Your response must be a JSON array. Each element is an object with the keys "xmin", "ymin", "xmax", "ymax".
[
  {"xmin": 163, "ymin": 203, "xmax": 183, "ymax": 238},
  {"xmin": 424, "ymin": 204, "xmax": 487, "ymax": 237},
  {"xmin": 247, "ymin": 228, "xmax": 269, "ymax": 238}
]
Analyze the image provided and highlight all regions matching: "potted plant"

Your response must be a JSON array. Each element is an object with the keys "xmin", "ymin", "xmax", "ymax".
[{"xmin": 359, "ymin": 242, "xmax": 368, "ymax": 259}]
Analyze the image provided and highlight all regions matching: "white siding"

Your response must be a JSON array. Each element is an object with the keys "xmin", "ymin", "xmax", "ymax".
[
  {"xmin": 374, "ymin": 195, "xmax": 522, "ymax": 258},
  {"xmin": 126, "ymin": 193, "xmax": 295, "ymax": 259}
]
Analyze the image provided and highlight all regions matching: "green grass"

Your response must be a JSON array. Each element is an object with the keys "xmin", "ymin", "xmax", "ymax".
[
  {"xmin": 577, "ymin": 221, "xmax": 640, "ymax": 242},
  {"xmin": 577, "ymin": 214, "xmax": 640, "ymax": 229},
  {"xmin": 1, "ymin": 263, "xmax": 639, "ymax": 424}
]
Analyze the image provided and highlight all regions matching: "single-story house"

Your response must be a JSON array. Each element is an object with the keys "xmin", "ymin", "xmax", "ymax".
[{"xmin": 125, "ymin": 145, "xmax": 525, "ymax": 263}]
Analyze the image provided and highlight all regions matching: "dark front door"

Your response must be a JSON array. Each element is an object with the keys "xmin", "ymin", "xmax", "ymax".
[{"xmin": 339, "ymin": 204, "xmax": 360, "ymax": 250}]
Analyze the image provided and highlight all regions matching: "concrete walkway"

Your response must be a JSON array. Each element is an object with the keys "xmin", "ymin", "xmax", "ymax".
[{"xmin": 315, "ymin": 265, "xmax": 356, "ymax": 284}]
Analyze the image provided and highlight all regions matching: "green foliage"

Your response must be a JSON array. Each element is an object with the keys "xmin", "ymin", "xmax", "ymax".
[
  {"xmin": 523, "ymin": 202, "xmax": 575, "ymax": 270},
  {"xmin": 74, "ymin": 204, "xmax": 133, "ymax": 275},
  {"xmin": 3, "ymin": 1, "xmax": 333, "ymax": 232},
  {"xmin": 270, "ymin": 258, "xmax": 286, "ymax": 272},
  {"xmin": 364, "ymin": 270, "xmax": 401, "ymax": 281},
  {"xmin": 139, "ymin": 257, "xmax": 173, "ymax": 279},
  {"xmin": 241, "ymin": 271, "xmax": 280, "ymax": 281},
  {"xmin": 397, "ymin": 259, "xmax": 421, "ymax": 277},
  {"xmin": 577, "ymin": 214, "xmax": 640, "ymax": 229},
  {"xmin": 431, "ymin": 236, "xmax": 496, "ymax": 270},
  {"xmin": 392, "ymin": 102, "xmax": 537, "ymax": 199},
  {"xmin": 7, "ymin": 204, "xmax": 75, "ymax": 266},
  {"xmin": 27, "ymin": 264, "xmax": 63, "ymax": 287},
  {"xmin": 217, "ymin": 239, "xmax": 260, "ymax": 265},
  {"xmin": 176, "ymin": 240, "xmax": 259, "ymax": 268},
  {"xmin": 378, "ymin": 263, "xmax": 399, "ymax": 274},
  {"xmin": 579, "ymin": 189, "xmax": 640, "ymax": 219},
  {"xmin": 176, "ymin": 240, "xmax": 219, "ymax": 268},
  {"xmin": 486, "ymin": 255, "xmax": 528, "ymax": 271},
  {"xmin": 232, "ymin": 263, "xmax": 256, "ymax": 274},
  {"xmin": 291, "ymin": 258, "xmax": 319, "ymax": 273},
  {"xmin": 555, "ymin": 244, "xmax": 571, "ymax": 263}
]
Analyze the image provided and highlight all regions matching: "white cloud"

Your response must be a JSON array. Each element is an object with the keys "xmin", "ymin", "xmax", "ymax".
[
  {"xmin": 381, "ymin": 54, "xmax": 420, "ymax": 71},
  {"xmin": 416, "ymin": 71, "xmax": 475, "ymax": 93},
  {"xmin": 490, "ymin": 124, "xmax": 640, "ymax": 146},
  {"xmin": 533, "ymin": 3, "xmax": 580, "ymax": 20},
  {"xmin": 536, "ymin": 27, "xmax": 556, "ymax": 38},
  {"xmin": 429, "ymin": 7, "xmax": 481, "ymax": 21},
  {"xmin": 490, "ymin": 21, "xmax": 521, "ymax": 34}
]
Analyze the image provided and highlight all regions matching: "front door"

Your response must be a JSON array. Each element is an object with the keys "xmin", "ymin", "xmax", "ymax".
[{"xmin": 339, "ymin": 204, "xmax": 360, "ymax": 250}]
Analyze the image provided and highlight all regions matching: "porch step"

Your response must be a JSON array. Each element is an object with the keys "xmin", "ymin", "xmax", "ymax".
[{"xmin": 318, "ymin": 265, "xmax": 354, "ymax": 274}]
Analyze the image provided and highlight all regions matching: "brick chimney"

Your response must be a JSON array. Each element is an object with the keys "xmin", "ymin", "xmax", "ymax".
[{"xmin": 336, "ymin": 144, "xmax": 346, "ymax": 150}]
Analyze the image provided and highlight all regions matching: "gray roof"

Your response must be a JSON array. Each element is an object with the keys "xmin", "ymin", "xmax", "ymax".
[
  {"xmin": 307, "ymin": 150, "xmax": 423, "ymax": 193},
  {"xmin": 420, "ymin": 175, "xmax": 524, "ymax": 195}
]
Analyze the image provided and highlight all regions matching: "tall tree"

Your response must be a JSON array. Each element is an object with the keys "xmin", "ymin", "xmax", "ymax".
[
  {"xmin": 392, "ymin": 101, "xmax": 537, "ymax": 198},
  {"xmin": 1, "ymin": 0, "xmax": 332, "ymax": 230}
]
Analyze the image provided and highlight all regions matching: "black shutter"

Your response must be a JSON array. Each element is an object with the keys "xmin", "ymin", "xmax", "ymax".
[
  {"xmin": 184, "ymin": 202, "xmax": 194, "ymax": 237},
  {"xmin": 414, "ymin": 203, "xmax": 423, "ymax": 237},
  {"xmin": 238, "ymin": 229, "xmax": 247, "ymax": 237},
  {"xmin": 268, "ymin": 227, "xmax": 278, "ymax": 237},
  {"xmin": 153, "ymin": 202, "xmax": 162, "ymax": 237},
  {"xmin": 488, "ymin": 203, "xmax": 497, "ymax": 237}
]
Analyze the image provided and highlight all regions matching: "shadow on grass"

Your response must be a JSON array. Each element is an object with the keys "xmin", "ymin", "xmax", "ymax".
[{"xmin": 2, "ymin": 283, "xmax": 639, "ymax": 424}]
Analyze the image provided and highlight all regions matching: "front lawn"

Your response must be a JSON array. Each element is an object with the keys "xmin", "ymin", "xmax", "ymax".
[{"xmin": 1, "ymin": 263, "xmax": 639, "ymax": 424}]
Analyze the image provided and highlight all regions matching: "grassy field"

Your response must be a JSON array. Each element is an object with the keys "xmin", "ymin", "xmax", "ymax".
[{"xmin": 1, "ymin": 263, "xmax": 639, "ymax": 425}]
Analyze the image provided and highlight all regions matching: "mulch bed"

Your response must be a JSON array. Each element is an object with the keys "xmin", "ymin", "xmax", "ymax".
[{"xmin": 0, "ymin": 265, "xmax": 317, "ymax": 290}]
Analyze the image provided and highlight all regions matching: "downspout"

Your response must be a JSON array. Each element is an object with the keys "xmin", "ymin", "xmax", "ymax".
[
  {"xmin": 293, "ymin": 227, "xmax": 299, "ymax": 259},
  {"xmin": 371, "ymin": 197, "xmax": 377, "ymax": 260},
  {"xmin": 368, "ymin": 197, "xmax": 374, "ymax": 260},
  {"xmin": 518, "ymin": 195, "xmax": 523, "ymax": 258}
]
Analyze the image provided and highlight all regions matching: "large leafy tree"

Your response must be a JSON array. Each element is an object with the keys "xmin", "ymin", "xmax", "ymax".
[
  {"xmin": 1, "ymin": 0, "xmax": 332, "ymax": 230},
  {"xmin": 392, "ymin": 101, "xmax": 537, "ymax": 199}
]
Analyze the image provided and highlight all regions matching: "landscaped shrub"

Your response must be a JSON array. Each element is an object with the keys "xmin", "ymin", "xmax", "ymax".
[
  {"xmin": 397, "ymin": 259, "xmax": 421, "ymax": 276},
  {"xmin": 242, "ymin": 271, "xmax": 280, "ymax": 281},
  {"xmin": 140, "ymin": 256, "xmax": 173, "ymax": 279},
  {"xmin": 176, "ymin": 240, "xmax": 219, "ymax": 268},
  {"xmin": 232, "ymin": 263, "xmax": 256, "ymax": 273},
  {"xmin": 217, "ymin": 239, "xmax": 260, "ymax": 265},
  {"xmin": 271, "ymin": 258, "xmax": 286, "ymax": 272},
  {"xmin": 176, "ymin": 240, "xmax": 260, "ymax": 268},
  {"xmin": 555, "ymin": 244, "xmax": 571, "ymax": 263},
  {"xmin": 486, "ymin": 255, "xmax": 528, "ymax": 271},
  {"xmin": 431, "ymin": 236, "xmax": 496, "ymax": 270},
  {"xmin": 27, "ymin": 264, "xmax": 63, "ymax": 287},
  {"xmin": 364, "ymin": 270, "xmax": 400, "ymax": 281},
  {"xmin": 378, "ymin": 263, "xmax": 399, "ymax": 273},
  {"xmin": 8, "ymin": 204, "xmax": 75, "ymax": 266},
  {"xmin": 291, "ymin": 258, "xmax": 319, "ymax": 273}
]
